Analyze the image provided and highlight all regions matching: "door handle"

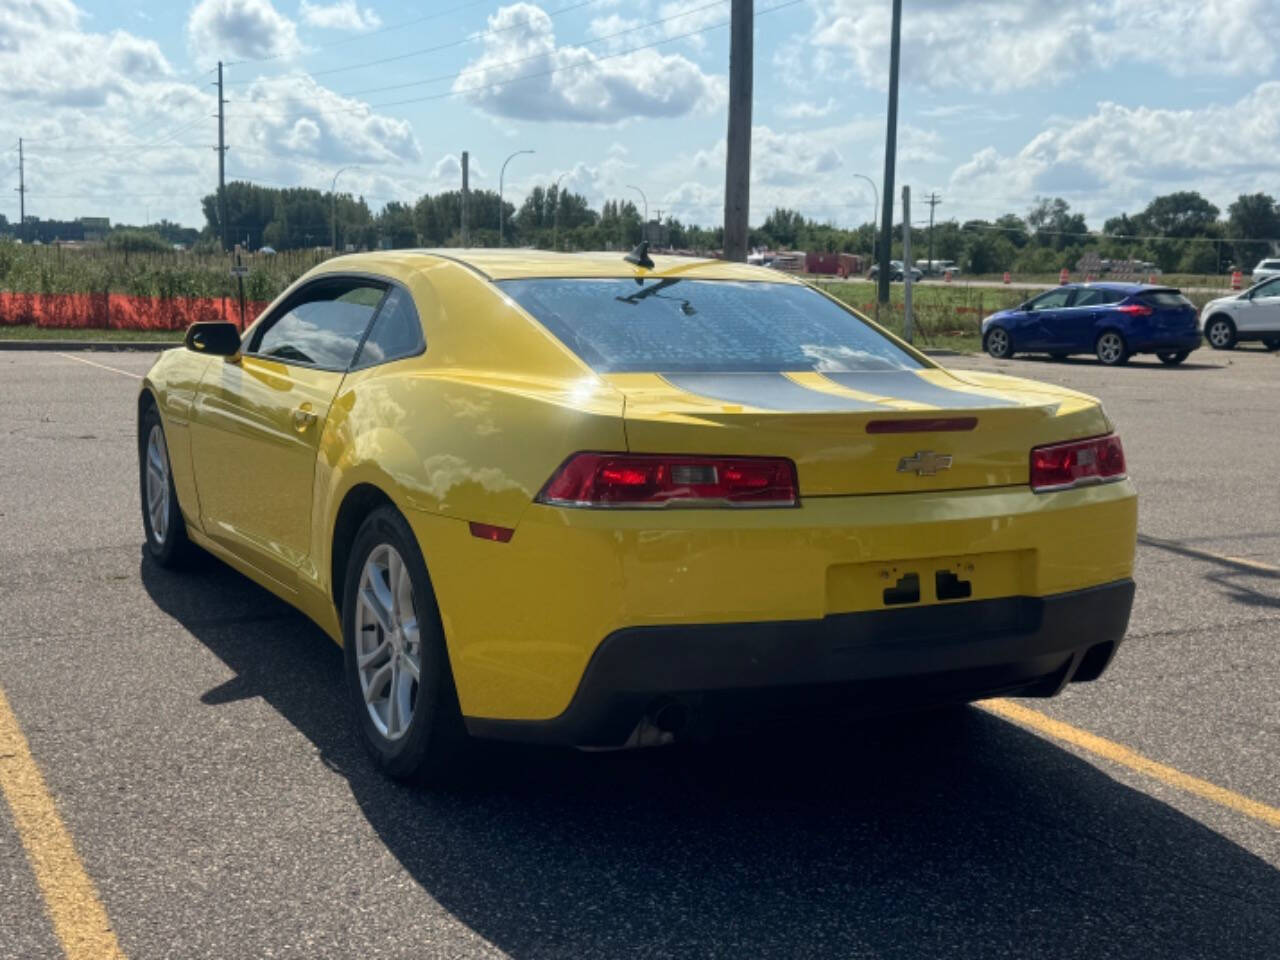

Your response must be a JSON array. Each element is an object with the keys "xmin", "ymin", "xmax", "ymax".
[{"xmin": 292, "ymin": 404, "xmax": 317, "ymax": 430}]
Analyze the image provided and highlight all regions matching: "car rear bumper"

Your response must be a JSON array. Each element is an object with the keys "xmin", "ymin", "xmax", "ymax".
[{"xmin": 465, "ymin": 579, "xmax": 1135, "ymax": 747}]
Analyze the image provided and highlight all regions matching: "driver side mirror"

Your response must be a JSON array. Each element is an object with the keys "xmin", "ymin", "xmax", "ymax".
[{"xmin": 185, "ymin": 322, "xmax": 242, "ymax": 358}]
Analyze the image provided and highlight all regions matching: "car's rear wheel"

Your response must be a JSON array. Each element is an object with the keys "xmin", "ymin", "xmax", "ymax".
[
  {"xmin": 1205, "ymin": 316, "xmax": 1236, "ymax": 350},
  {"xmin": 984, "ymin": 327, "xmax": 1013, "ymax": 359},
  {"xmin": 1095, "ymin": 330, "xmax": 1129, "ymax": 366},
  {"xmin": 342, "ymin": 506, "xmax": 468, "ymax": 784},
  {"xmin": 138, "ymin": 404, "xmax": 195, "ymax": 568},
  {"xmin": 1157, "ymin": 350, "xmax": 1190, "ymax": 366}
]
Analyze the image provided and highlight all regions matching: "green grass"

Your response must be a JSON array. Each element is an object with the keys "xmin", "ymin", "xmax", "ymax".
[{"xmin": 0, "ymin": 324, "xmax": 184, "ymax": 341}]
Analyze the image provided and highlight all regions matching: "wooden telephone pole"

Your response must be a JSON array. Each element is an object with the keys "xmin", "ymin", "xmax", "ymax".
[{"xmin": 722, "ymin": 0, "xmax": 753, "ymax": 262}]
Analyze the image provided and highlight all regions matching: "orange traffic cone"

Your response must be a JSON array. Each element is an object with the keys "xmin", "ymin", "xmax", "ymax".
[
  {"xmin": 1231, "ymin": 270, "xmax": 1242, "ymax": 290},
  {"xmin": 1148, "ymin": 273, "xmax": 1156, "ymax": 284},
  {"xmin": 943, "ymin": 270, "xmax": 952, "ymax": 283},
  {"xmin": 1058, "ymin": 268, "xmax": 1069, "ymax": 285},
  {"xmin": 1002, "ymin": 271, "xmax": 1011, "ymax": 284}
]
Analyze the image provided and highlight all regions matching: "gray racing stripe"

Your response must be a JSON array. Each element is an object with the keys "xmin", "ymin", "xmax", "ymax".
[
  {"xmin": 822, "ymin": 371, "xmax": 1018, "ymax": 409},
  {"xmin": 661, "ymin": 373, "xmax": 888, "ymax": 411}
]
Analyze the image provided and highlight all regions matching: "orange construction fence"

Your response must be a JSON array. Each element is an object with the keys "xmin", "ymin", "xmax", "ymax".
[{"xmin": 0, "ymin": 292, "xmax": 271, "ymax": 332}]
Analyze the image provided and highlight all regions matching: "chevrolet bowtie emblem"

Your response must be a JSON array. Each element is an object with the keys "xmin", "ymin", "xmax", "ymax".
[{"xmin": 898, "ymin": 451, "xmax": 953, "ymax": 476}]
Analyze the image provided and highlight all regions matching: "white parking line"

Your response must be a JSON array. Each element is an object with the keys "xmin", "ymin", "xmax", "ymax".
[{"xmin": 55, "ymin": 353, "xmax": 143, "ymax": 381}]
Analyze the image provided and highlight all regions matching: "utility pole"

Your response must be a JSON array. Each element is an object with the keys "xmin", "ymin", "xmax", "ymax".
[
  {"xmin": 215, "ymin": 61, "xmax": 229, "ymax": 253},
  {"xmin": 722, "ymin": 0, "xmax": 753, "ymax": 261},
  {"xmin": 16, "ymin": 138, "xmax": 24, "ymax": 235},
  {"xmin": 902, "ymin": 185, "xmax": 913, "ymax": 343},
  {"xmin": 461, "ymin": 151, "xmax": 470, "ymax": 246},
  {"xmin": 877, "ymin": 0, "xmax": 903, "ymax": 307},
  {"xmin": 925, "ymin": 191, "xmax": 941, "ymax": 273}
]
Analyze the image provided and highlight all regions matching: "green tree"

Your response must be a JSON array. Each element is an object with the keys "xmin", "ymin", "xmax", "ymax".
[{"xmin": 1227, "ymin": 193, "xmax": 1280, "ymax": 268}]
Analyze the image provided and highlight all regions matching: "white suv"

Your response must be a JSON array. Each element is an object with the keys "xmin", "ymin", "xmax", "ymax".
[
  {"xmin": 1200, "ymin": 275, "xmax": 1280, "ymax": 350},
  {"xmin": 1252, "ymin": 258, "xmax": 1280, "ymax": 284}
]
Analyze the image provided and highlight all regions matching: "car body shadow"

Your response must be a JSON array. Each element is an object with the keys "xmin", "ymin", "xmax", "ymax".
[
  {"xmin": 140, "ymin": 551, "xmax": 1280, "ymax": 959},
  {"xmin": 1018, "ymin": 355, "xmax": 1223, "ymax": 371}
]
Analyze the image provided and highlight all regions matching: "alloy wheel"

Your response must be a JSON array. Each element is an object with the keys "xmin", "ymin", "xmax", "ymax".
[
  {"xmin": 355, "ymin": 544, "xmax": 421, "ymax": 741},
  {"xmin": 986, "ymin": 328, "xmax": 1010, "ymax": 358},
  {"xmin": 1097, "ymin": 332, "xmax": 1125, "ymax": 365},
  {"xmin": 145, "ymin": 424, "xmax": 169, "ymax": 544},
  {"xmin": 1207, "ymin": 321, "xmax": 1233, "ymax": 348}
]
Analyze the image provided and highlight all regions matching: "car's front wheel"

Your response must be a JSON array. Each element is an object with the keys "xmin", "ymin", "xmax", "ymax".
[
  {"xmin": 1095, "ymin": 330, "xmax": 1129, "ymax": 366},
  {"xmin": 1157, "ymin": 350, "xmax": 1190, "ymax": 366},
  {"xmin": 1205, "ymin": 316, "xmax": 1236, "ymax": 350},
  {"xmin": 342, "ymin": 506, "xmax": 468, "ymax": 784},
  {"xmin": 984, "ymin": 326, "xmax": 1013, "ymax": 359},
  {"xmin": 138, "ymin": 403, "xmax": 195, "ymax": 568}
]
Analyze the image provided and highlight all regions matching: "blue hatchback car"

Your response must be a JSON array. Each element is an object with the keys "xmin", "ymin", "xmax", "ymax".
[{"xmin": 981, "ymin": 283, "xmax": 1201, "ymax": 366}]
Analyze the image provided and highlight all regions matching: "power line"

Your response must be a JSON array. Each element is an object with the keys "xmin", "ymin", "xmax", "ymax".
[
  {"xmin": 223, "ymin": 0, "xmax": 498, "ymax": 67},
  {"xmin": 229, "ymin": 0, "xmax": 800, "ymax": 125},
  {"xmin": 228, "ymin": 0, "xmax": 728, "ymax": 105},
  {"xmin": 225, "ymin": 0, "xmax": 607, "ymax": 82}
]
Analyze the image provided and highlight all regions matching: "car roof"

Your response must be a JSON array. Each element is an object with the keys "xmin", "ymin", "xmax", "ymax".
[
  {"xmin": 317, "ymin": 248, "xmax": 801, "ymax": 284},
  {"xmin": 1071, "ymin": 282, "xmax": 1163, "ymax": 294}
]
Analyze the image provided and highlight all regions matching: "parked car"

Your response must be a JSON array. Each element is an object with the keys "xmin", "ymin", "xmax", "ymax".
[
  {"xmin": 916, "ymin": 259, "xmax": 961, "ymax": 276},
  {"xmin": 868, "ymin": 260, "xmax": 923, "ymax": 282},
  {"xmin": 1250, "ymin": 257, "xmax": 1280, "ymax": 284},
  {"xmin": 981, "ymin": 282, "xmax": 1201, "ymax": 366},
  {"xmin": 139, "ymin": 249, "xmax": 1136, "ymax": 783},
  {"xmin": 1200, "ymin": 275, "xmax": 1280, "ymax": 351}
]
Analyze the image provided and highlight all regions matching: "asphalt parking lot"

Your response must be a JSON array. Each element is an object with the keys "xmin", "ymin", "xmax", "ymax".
[{"xmin": 1, "ymin": 345, "xmax": 1277, "ymax": 960}]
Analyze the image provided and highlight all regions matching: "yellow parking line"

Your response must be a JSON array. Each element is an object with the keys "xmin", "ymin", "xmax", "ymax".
[
  {"xmin": 55, "ymin": 353, "xmax": 143, "ymax": 381},
  {"xmin": 0, "ymin": 686, "xmax": 127, "ymax": 960},
  {"xmin": 1138, "ymin": 533, "xmax": 1280, "ymax": 575},
  {"xmin": 983, "ymin": 698, "xmax": 1280, "ymax": 830}
]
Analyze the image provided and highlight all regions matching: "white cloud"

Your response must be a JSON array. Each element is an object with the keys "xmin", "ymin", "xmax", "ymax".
[
  {"xmin": 948, "ymin": 81, "xmax": 1280, "ymax": 219},
  {"xmin": 298, "ymin": 0, "xmax": 381, "ymax": 31},
  {"xmin": 233, "ymin": 73, "xmax": 421, "ymax": 164},
  {"xmin": 805, "ymin": 0, "xmax": 1278, "ymax": 93},
  {"xmin": 453, "ymin": 3, "xmax": 726, "ymax": 124},
  {"xmin": 778, "ymin": 98, "xmax": 839, "ymax": 120},
  {"xmin": 187, "ymin": 0, "xmax": 301, "ymax": 63}
]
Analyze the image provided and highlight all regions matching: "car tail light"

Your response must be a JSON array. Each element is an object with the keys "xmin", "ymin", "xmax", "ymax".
[
  {"xmin": 1117, "ymin": 303, "xmax": 1153, "ymax": 316},
  {"xmin": 537, "ymin": 453, "xmax": 799, "ymax": 508},
  {"xmin": 1030, "ymin": 435, "xmax": 1127, "ymax": 493}
]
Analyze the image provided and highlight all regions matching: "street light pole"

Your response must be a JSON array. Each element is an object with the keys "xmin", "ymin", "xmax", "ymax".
[
  {"xmin": 552, "ymin": 171, "xmax": 570, "ymax": 251},
  {"xmin": 625, "ymin": 184, "xmax": 648, "ymax": 224},
  {"xmin": 499, "ymin": 149, "xmax": 534, "ymax": 247},
  {"xmin": 851, "ymin": 173, "xmax": 879, "ymax": 267},
  {"xmin": 330, "ymin": 166, "xmax": 356, "ymax": 252}
]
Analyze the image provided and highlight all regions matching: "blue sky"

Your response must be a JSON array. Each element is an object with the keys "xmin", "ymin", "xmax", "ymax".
[{"xmin": 2, "ymin": 0, "xmax": 1278, "ymax": 231}]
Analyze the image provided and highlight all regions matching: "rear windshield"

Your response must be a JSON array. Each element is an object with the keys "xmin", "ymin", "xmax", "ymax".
[
  {"xmin": 1139, "ymin": 291, "xmax": 1192, "ymax": 308},
  {"xmin": 498, "ymin": 278, "xmax": 922, "ymax": 373}
]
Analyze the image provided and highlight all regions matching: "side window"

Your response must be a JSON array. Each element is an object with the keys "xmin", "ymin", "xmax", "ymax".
[
  {"xmin": 1029, "ymin": 289, "xmax": 1073, "ymax": 311},
  {"xmin": 1255, "ymin": 279, "xmax": 1280, "ymax": 299},
  {"xmin": 1073, "ymin": 288, "xmax": 1108, "ymax": 307},
  {"xmin": 352, "ymin": 287, "xmax": 425, "ymax": 369},
  {"xmin": 250, "ymin": 279, "xmax": 386, "ymax": 369}
]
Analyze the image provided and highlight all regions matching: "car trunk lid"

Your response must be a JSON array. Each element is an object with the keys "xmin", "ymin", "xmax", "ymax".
[{"xmin": 608, "ymin": 368, "xmax": 1112, "ymax": 496}]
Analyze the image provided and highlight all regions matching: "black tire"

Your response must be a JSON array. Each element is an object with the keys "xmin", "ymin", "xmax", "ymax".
[
  {"xmin": 1204, "ymin": 315, "xmax": 1236, "ymax": 350},
  {"xmin": 342, "ymin": 506, "xmax": 468, "ymax": 785},
  {"xmin": 984, "ymin": 326, "xmax": 1013, "ymax": 359},
  {"xmin": 1157, "ymin": 350, "xmax": 1190, "ymax": 366},
  {"xmin": 1095, "ymin": 330, "xmax": 1129, "ymax": 366},
  {"xmin": 138, "ymin": 402, "xmax": 196, "ymax": 568}
]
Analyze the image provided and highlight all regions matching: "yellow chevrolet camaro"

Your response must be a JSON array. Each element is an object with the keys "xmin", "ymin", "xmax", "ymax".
[{"xmin": 139, "ymin": 248, "xmax": 1136, "ymax": 782}]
